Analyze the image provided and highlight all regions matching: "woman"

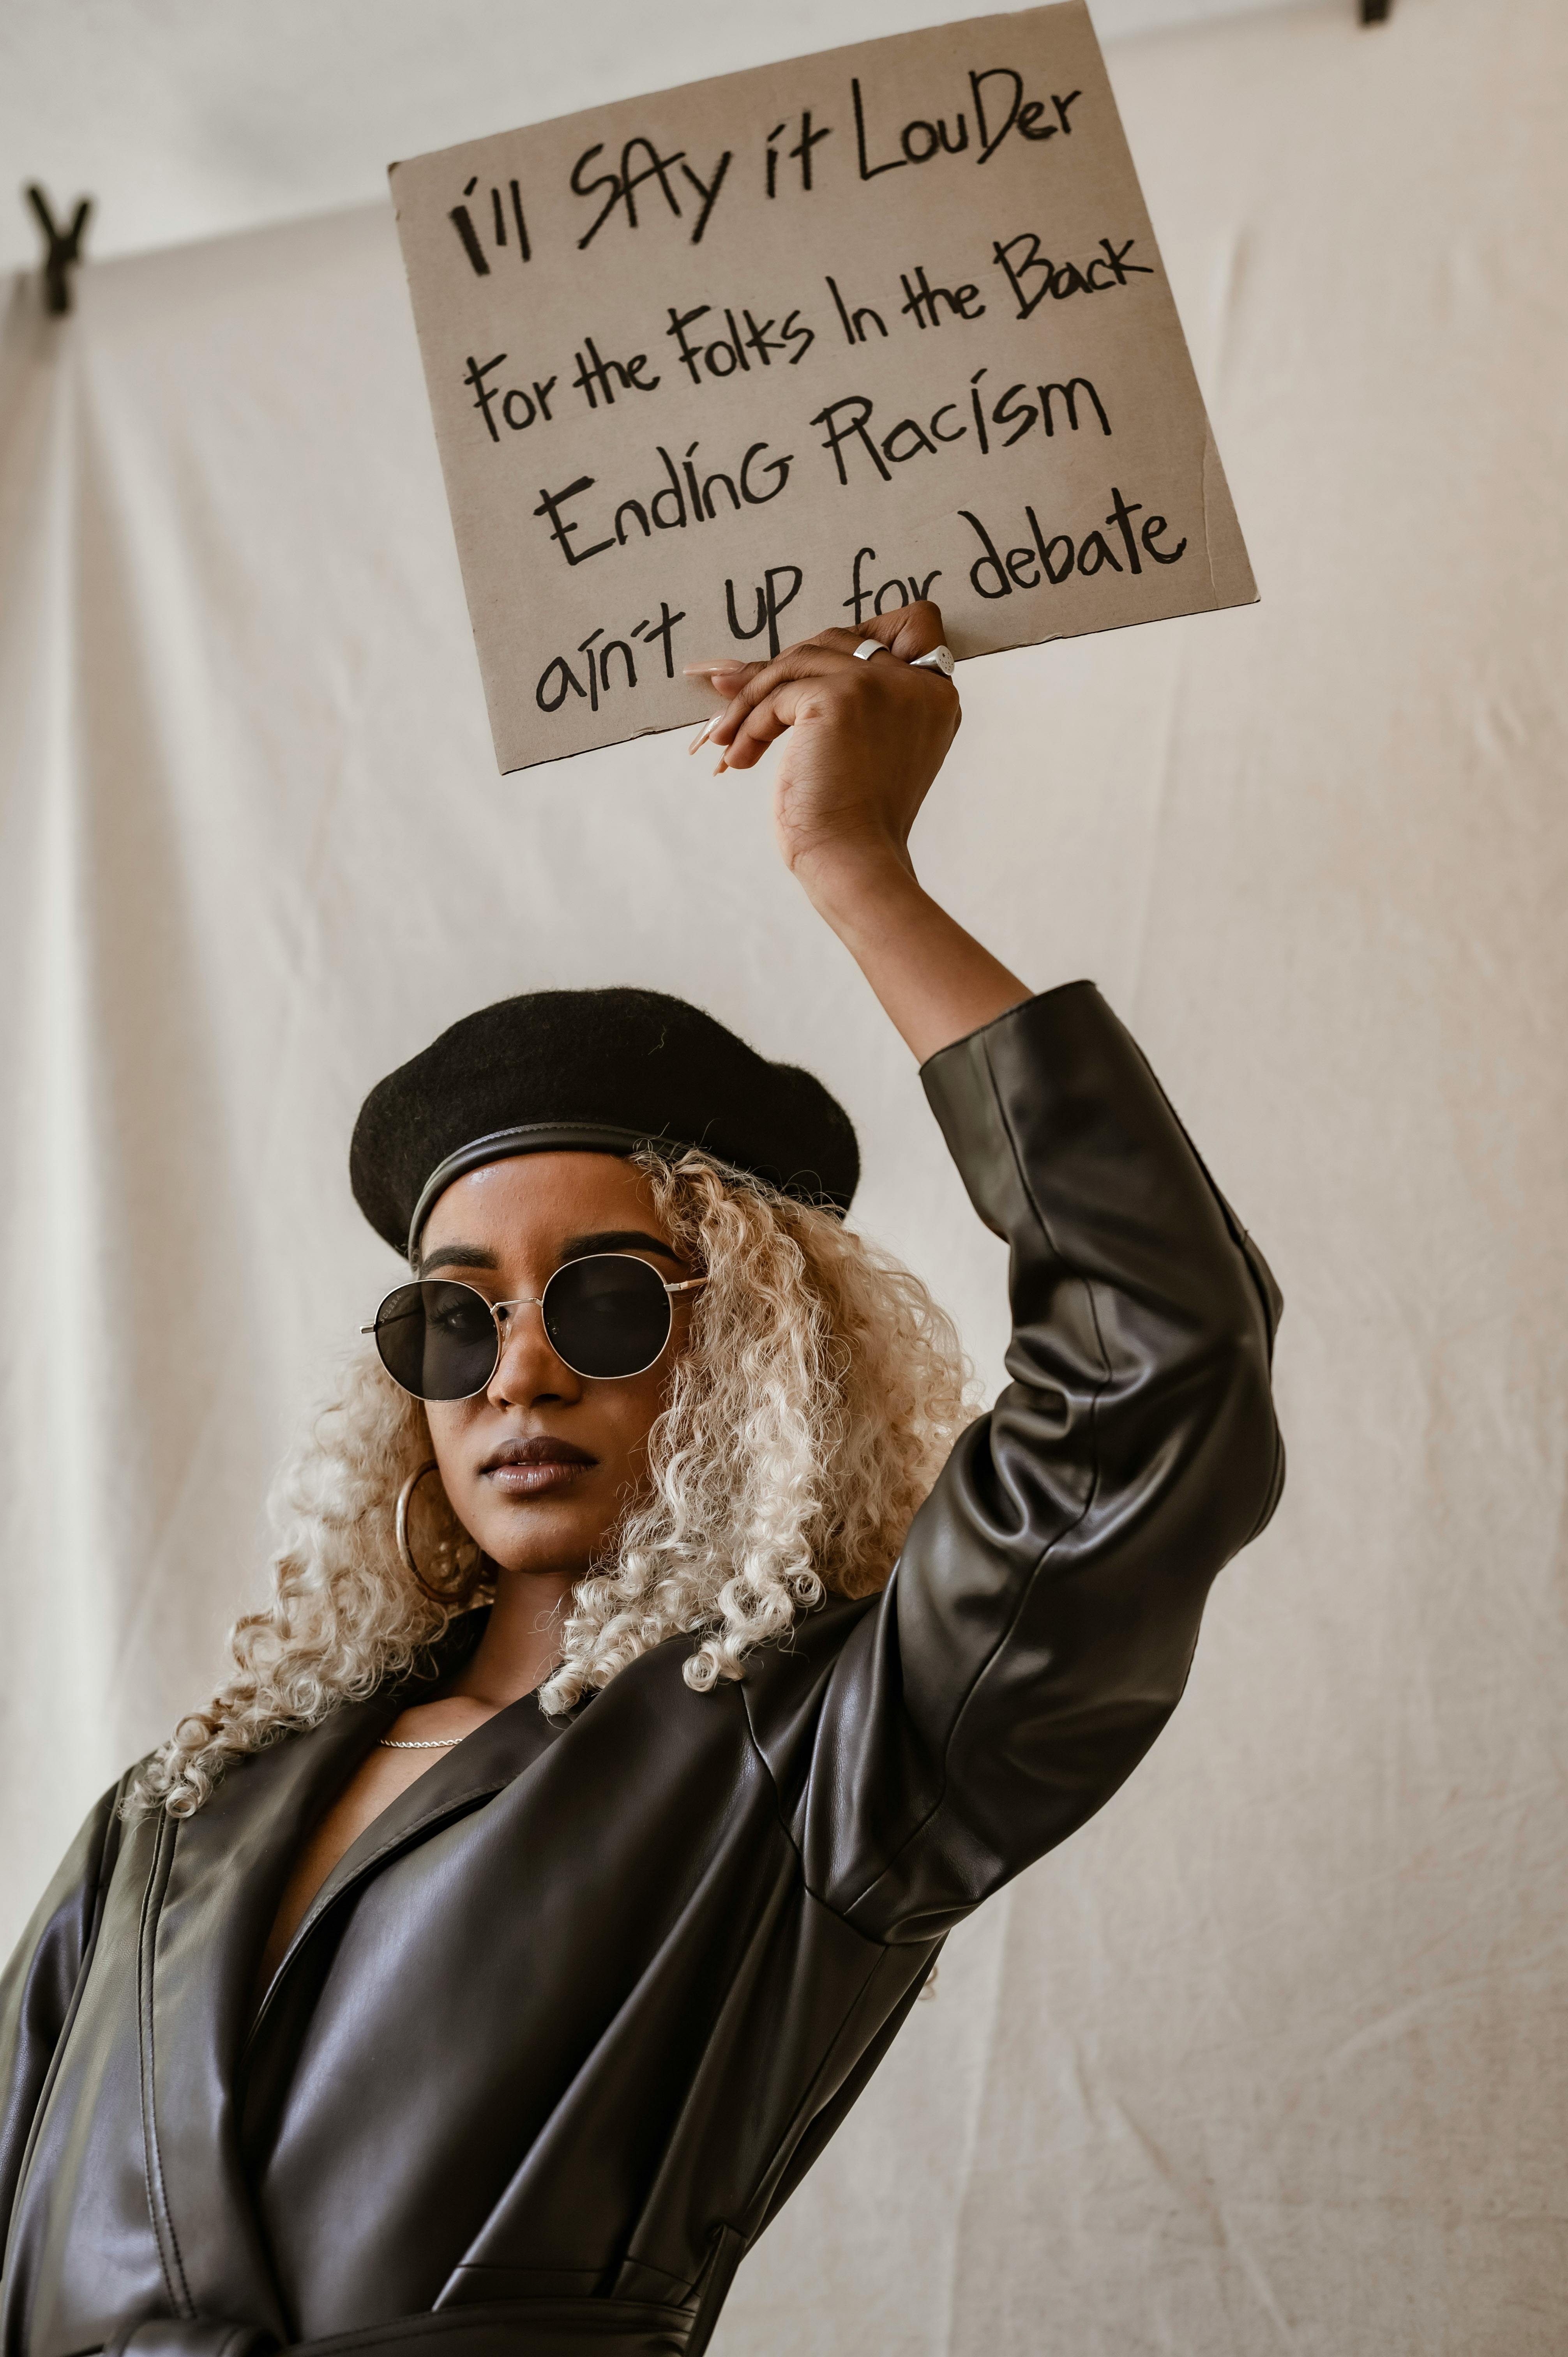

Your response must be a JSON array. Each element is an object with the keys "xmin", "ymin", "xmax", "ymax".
[{"xmin": 0, "ymin": 607, "xmax": 1283, "ymax": 2357}]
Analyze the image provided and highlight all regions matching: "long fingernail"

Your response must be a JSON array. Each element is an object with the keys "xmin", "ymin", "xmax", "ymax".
[
  {"xmin": 688, "ymin": 718, "xmax": 714, "ymax": 754},
  {"xmin": 713, "ymin": 753, "xmax": 728, "ymax": 775}
]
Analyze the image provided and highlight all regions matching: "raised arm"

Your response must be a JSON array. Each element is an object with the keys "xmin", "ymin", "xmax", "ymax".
[{"xmin": 691, "ymin": 609, "xmax": 1284, "ymax": 1938}]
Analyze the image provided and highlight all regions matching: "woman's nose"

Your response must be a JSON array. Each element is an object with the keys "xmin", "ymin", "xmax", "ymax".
[{"xmin": 486, "ymin": 1299, "xmax": 581, "ymax": 1407}]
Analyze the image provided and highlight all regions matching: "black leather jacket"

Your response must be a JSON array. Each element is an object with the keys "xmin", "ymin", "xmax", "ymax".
[{"xmin": 0, "ymin": 986, "xmax": 1283, "ymax": 2357}]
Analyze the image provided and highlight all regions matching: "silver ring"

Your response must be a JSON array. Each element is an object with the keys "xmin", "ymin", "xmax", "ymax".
[
  {"xmin": 909, "ymin": 644, "xmax": 955, "ymax": 678},
  {"xmin": 852, "ymin": 639, "xmax": 890, "ymax": 661}
]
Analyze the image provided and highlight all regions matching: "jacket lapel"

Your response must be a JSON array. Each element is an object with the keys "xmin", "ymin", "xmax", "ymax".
[
  {"xmin": 244, "ymin": 1687, "xmax": 567, "ymax": 2057},
  {"xmin": 145, "ymin": 1687, "xmax": 404, "ymax": 2331},
  {"xmin": 142, "ymin": 1620, "xmax": 570, "ymax": 2327}
]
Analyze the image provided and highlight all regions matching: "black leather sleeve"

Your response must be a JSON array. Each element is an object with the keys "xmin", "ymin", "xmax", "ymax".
[
  {"xmin": 791, "ymin": 983, "xmax": 1284, "ymax": 1943},
  {"xmin": 0, "ymin": 1780, "xmax": 123, "ymax": 2251}
]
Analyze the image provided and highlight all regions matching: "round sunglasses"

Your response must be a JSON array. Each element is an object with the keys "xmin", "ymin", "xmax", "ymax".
[{"xmin": 365, "ymin": 1253, "xmax": 705, "ymax": 1401}]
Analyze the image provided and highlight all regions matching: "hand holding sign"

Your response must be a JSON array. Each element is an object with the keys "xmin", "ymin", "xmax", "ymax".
[
  {"xmin": 693, "ymin": 601, "xmax": 1028, "ymax": 1063},
  {"xmin": 688, "ymin": 606, "xmax": 960, "ymax": 897},
  {"xmin": 390, "ymin": 3, "xmax": 1255, "ymax": 774}
]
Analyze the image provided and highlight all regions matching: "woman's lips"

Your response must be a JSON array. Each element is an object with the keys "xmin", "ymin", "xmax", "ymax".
[
  {"xmin": 480, "ymin": 1436, "xmax": 597, "ymax": 1498},
  {"xmin": 487, "ymin": 1461, "xmax": 588, "ymax": 1497}
]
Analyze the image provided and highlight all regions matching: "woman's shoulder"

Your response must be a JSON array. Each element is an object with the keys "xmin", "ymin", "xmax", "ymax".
[{"xmin": 730, "ymin": 1588, "xmax": 883, "ymax": 1777}]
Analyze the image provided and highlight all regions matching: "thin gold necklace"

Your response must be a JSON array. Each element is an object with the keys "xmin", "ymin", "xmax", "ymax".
[{"xmin": 379, "ymin": 1734, "xmax": 465, "ymax": 1749}]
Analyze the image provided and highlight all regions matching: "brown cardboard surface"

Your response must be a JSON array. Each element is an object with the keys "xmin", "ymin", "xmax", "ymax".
[{"xmin": 389, "ymin": 4, "xmax": 1255, "ymax": 774}]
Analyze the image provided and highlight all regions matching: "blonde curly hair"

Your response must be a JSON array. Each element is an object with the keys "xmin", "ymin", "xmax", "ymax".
[{"xmin": 131, "ymin": 1152, "xmax": 973, "ymax": 1817}]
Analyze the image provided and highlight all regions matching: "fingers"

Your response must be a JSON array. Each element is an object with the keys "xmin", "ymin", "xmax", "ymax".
[
  {"xmin": 711, "ymin": 676, "xmax": 822, "ymax": 773},
  {"xmin": 701, "ymin": 643, "xmax": 860, "ymax": 758},
  {"xmin": 683, "ymin": 602, "xmax": 951, "ymax": 765},
  {"xmin": 685, "ymin": 601, "xmax": 945, "ymax": 693},
  {"xmin": 832, "ymin": 602, "xmax": 948, "ymax": 662}
]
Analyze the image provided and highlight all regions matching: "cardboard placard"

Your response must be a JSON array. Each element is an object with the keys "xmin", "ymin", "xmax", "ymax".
[{"xmin": 390, "ymin": 3, "xmax": 1255, "ymax": 774}]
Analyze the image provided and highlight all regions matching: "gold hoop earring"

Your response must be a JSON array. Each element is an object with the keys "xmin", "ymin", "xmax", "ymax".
[
  {"xmin": 396, "ymin": 1458, "xmax": 486, "ymax": 1605},
  {"xmin": 396, "ymin": 1458, "xmax": 444, "ymax": 1598}
]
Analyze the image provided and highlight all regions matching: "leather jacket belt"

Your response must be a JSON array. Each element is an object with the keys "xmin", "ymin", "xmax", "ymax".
[{"xmin": 104, "ymin": 2302, "xmax": 697, "ymax": 2357}]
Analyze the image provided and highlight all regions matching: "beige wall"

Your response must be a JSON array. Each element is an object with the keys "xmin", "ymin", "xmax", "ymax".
[{"xmin": 0, "ymin": 2, "xmax": 1561, "ymax": 2349}]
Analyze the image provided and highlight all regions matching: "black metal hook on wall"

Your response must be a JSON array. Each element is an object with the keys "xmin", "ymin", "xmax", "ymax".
[
  {"xmin": 1360, "ymin": 0, "xmax": 1393, "ymax": 21},
  {"xmin": 25, "ymin": 184, "xmax": 94, "ymax": 315}
]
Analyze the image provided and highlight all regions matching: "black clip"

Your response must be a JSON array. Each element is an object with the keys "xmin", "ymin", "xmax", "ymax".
[
  {"xmin": 1360, "ymin": 0, "xmax": 1393, "ymax": 21},
  {"xmin": 25, "ymin": 184, "xmax": 94, "ymax": 315}
]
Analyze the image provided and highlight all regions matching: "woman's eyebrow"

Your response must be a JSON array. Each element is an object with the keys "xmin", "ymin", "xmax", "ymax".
[
  {"xmin": 418, "ymin": 1232, "xmax": 685, "ymax": 1277},
  {"xmin": 417, "ymin": 1242, "xmax": 500, "ymax": 1277},
  {"xmin": 560, "ymin": 1229, "xmax": 685, "ymax": 1265}
]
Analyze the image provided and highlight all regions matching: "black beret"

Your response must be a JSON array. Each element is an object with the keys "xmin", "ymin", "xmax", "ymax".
[{"xmin": 350, "ymin": 986, "xmax": 860, "ymax": 1261}]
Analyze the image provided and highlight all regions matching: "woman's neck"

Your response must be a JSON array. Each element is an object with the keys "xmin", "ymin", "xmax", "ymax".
[{"xmin": 448, "ymin": 1565, "xmax": 577, "ymax": 1707}]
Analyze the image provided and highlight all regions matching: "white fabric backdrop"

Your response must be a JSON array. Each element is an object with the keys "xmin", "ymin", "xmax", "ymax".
[
  {"xmin": 0, "ymin": 0, "xmax": 1315, "ymax": 277},
  {"xmin": 2, "ymin": 2, "xmax": 1564, "ymax": 2350}
]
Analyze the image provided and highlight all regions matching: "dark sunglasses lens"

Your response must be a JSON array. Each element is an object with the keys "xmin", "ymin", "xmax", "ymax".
[
  {"xmin": 374, "ymin": 1281, "xmax": 498, "ymax": 1401},
  {"xmin": 544, "ymin": 1256, "xmax": 672, "ymax": 1379}
]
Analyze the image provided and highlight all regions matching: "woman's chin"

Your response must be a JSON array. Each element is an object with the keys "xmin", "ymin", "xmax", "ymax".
[{"xmin": 464, "ymin": 1496, "xmax": 614, "ymax": 1583}]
